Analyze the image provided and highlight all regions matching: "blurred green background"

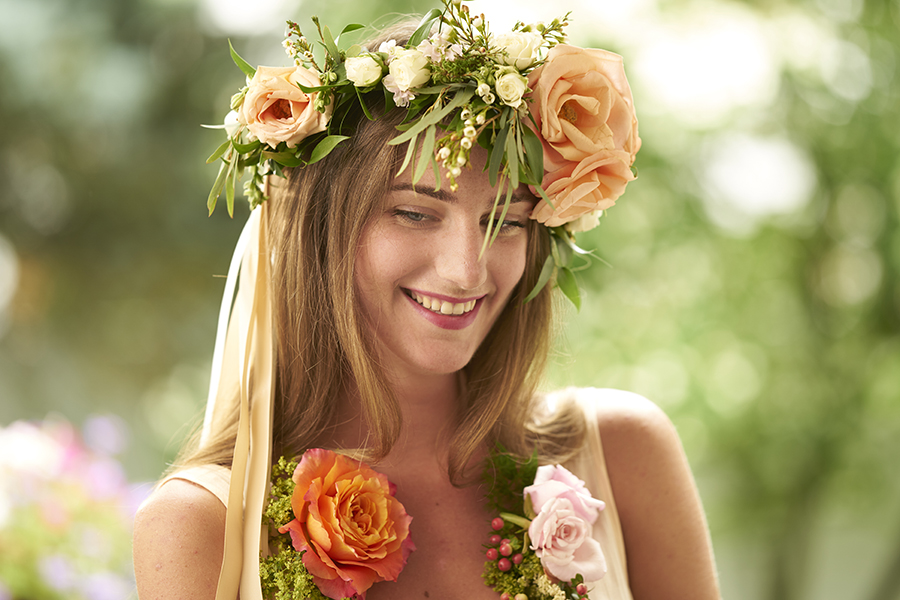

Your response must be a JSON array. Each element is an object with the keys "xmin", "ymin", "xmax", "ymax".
[{"xmin": 1, "ymin": 0, "xmax": 899, "ymax": 598}]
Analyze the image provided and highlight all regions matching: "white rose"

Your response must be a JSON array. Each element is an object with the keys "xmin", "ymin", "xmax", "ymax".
[
  {"xmin": 387, "ymin": 48, "xmax": 430, "ymax": 91},
  {"xmin": 345, "ymin": 55, "xmax": 383, "ymax": 87},
  {"xmin": 493, "ymin": 31, "xmax": 543, "ymax": 70},
  {"xmin": 495, "ymin": 69, "xmax": 528, "ymax": 108}
]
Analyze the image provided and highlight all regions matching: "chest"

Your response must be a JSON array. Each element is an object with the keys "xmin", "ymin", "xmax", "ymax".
[{"xmin": 365, "ymin": 477, "xmax": 505, "ymax": 600}]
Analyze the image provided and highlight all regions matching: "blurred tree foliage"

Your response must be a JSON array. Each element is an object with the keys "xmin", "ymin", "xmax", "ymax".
[{"xmin": 0, "ymin": 0, "xmax": 898, "ymax": 598}]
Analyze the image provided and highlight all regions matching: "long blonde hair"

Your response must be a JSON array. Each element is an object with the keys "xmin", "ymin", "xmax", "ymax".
[{"xmin": 174, "ymin": 25, "xmax": 586, "ymax": 484}]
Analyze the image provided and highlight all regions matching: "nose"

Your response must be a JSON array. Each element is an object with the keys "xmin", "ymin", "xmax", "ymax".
[{"xmin": 434, "ymin": 221, "xmax": 488, "ymax": 291}]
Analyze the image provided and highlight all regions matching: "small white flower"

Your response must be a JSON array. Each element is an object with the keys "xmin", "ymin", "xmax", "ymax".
[
  {"xmin": 450, "ymin": 166, "xmax": 462, "ymax": 176},
  {"xmin": 437, "ymin": 147, "xmax": 451, "ymax": 160},
  {"xmin": 461, "ymin": 109, "xmax": 472, "ymax": 120},
  {"xmin": 345, "ymin": 55, "xmax": 383, "ymax": 87},
  {"xmin": 475, "ymin": 113, "xmax": 485, "ymax": 125},
  {"xmin": 463, "ymin": 125, "xmax": 477, "ymax": 138},
  {"xmin": 476, "ymin": 82, "xmax": 491, "ymax": 97},
  {"xmin": 484, "ymin": 92, "xmax": 496, "ymax": 104},
  {"xmin": 473, "ymin": 17, "xmax": 483, "ymax": 27},
  {"xmin": 461, "ymin": 137, "xmax": 472, "ymax": 149},
  {"xmin": 378, "ymin": 39, "xmax": 398, "ymax": 57},
  {"xmin": 456, "ymin": 154, "xmax": 467, "ymax": 166}
]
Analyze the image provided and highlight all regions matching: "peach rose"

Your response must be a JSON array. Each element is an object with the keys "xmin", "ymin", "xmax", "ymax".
[
  {"xmin": 239, "ymin": 66, "xmax": 332, "ymax": 149},
  {"xmin": 528, "ymin": 44, "xmax": 640, "ymax": 172},
  {"xmin": 530, "ymin": 150, "xmax": 634, "ymax": 228},
  {"xmin": 279, "ymin": 449, "xmax": 415, "ymax": 599}
]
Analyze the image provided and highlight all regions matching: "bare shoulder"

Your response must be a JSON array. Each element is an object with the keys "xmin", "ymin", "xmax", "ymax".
[
  {"xmin": 563, "ymin": 388, "xmax": 721, "ymax": 600},
  {"xmin": 133, "ymin": 478, "xmax": 226, "ymax": 600}
]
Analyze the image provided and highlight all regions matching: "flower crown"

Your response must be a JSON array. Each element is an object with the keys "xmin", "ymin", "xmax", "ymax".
[{"xmin": 206, "ymin": 0, "xmax": 640, "ymax": 306}]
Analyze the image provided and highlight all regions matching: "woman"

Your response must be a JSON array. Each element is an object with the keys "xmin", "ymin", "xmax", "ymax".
[{"xmin": 133, "ymin": 4, "xmax": 720, "ymax": 599}]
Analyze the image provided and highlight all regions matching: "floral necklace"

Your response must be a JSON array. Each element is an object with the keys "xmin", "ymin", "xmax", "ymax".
[{"xmin": 261, "ymin": 448, "xmax": 606, "ymax": 600}]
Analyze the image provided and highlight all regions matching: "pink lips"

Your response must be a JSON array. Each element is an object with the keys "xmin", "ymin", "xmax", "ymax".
[{"xmin": 404, "ymin": 289, "xmax": 484, "ymax": 331}]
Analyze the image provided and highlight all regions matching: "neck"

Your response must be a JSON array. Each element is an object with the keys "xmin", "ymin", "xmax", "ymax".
[{"xmin": 331, "ymin": 370, "xmax": 464, "ymax": 466}]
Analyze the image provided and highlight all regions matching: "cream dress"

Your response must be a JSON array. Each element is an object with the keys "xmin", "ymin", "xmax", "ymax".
[{"xmin": 161, "ymin": 389, "xmax": 634, "ymax": 600}]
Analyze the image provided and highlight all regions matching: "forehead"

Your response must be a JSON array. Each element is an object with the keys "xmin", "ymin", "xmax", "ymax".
[{"xmin": 388, "ymin": 182, "xmax": 537, "ymax": 208}]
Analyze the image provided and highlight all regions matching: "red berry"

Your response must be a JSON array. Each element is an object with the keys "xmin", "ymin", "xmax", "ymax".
[
  {"xmin": 498, "ymin": 558, "xmax": 512, "ymax": 572},
  {"xmin": 499, "ymin": 543, "xmax": 512, "ymax": 557},
  {"xmin": 576, "ymin": 583, "xmax": 588, "ymax": 596},
  {"xmin": 491, "ymin": 517, "xmax": 504, "ymax": 531},
  {"xmin": 500, "ymin": 594, "xmax": 510, "ymax": 600},
  {"xmin": 486, "ymin": 548, "xmax": 499, "ymax": 560},
  {"xmin": 512, "ymin": 553, "xmax": 523, "ymax": 565},
  {"xmin": 489, "ymin": 534, "xmax": 502, "ymax": 545},
  {"xmin": 501, "ymin": 538, "xmax": 510, "ymax": 545}
]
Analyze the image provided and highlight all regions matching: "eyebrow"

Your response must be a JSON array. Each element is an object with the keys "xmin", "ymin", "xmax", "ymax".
[{"xmin": 389, "ymin": 182, "xmax": 535, "ymax": 205}]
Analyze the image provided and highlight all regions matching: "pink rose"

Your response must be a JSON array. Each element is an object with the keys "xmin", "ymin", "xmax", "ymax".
[
  {"xmin": 279, "ymin": 449, "xmax": 415, "ymax": 599},
  {"xmin": 528, "ymin": 44, "xmax": 640, "ymax": 172},
  {"xmin": 239, "ymin": 66, "xmax": 332, "ymax": 149},
  {"xmin": 529, "ymin": 497, "xmax": 608, "ymax": 582},
  {"xmin": 529, "ymin": 150, "xmax": 634, "ymax": 228}
]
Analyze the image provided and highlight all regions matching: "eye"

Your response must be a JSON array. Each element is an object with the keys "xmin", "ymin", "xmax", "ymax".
[
  {"xmin": 392, "ymin": 209, "xmax": 434, "ymax": 227},
  {"xmin": 485, "ymin": 217, "xmax": 526, "ymax": 236}
]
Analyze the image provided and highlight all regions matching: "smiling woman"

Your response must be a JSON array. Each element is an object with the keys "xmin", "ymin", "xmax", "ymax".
[{"xmin": 133, "ymin": 3, "xmax": 719, "ymax": 600}]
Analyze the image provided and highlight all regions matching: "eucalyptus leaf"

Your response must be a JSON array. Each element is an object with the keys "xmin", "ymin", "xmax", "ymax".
[
  {"xmin": 488, "ymin": 125, "xmax": 509, "ymax": 188},
  {"xmin": 396, "ymin": 130, "xmax": 419, "ymax": 177},
  {"xmin": 355, "ymin": 86, "xmax": 375, "ymax": 121},
  {"xmin": 413, "ymin": 125, "xmax": 436, "ymax": 186},
  {"xmin": 506, "ymin": 124, "xmax": 519, "ymax": 190},
  {"xmin": 309, "ymin": 135, "xmax": 350, "ymax": 164},
  {"xmin": 229, "ymin": 40, "xmax": 256, "ymax": 80},
  {"xmin": 207, "ymin": 161, "xmax": 228, "ymax": 215},
  {"xmin": 556, "ymin": 266, "xmax": 581, "ymax": 310},
  {"xmin": 321, "ymin": 25, "xmax": 340, "ymax": 60},
  {"xmin": 337, "ymin": 23, "xmax": 365, "ymax": 45},
  {"xmin": 225, "ymin": 158, "xmax": 237, "ymax": 218},
  {"xmin": 524, "ymin": 254, "xmax": 555, "ymax": 303},
  {"xmin": 206, "ymin": 139, "xmax": 231, "ymax": 164},
  {"xmin": 388, "ymin": 88, "xmax": 474, "ymax": 146},
  {"xmin": 409, "ymin": 9, "xmax": 443, "ymax": 47},
  {"xmin": 521, "ymin": 124, "xmax": 543, "ymax": 184}
]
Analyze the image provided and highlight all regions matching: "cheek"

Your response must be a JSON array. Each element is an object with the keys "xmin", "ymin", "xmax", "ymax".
[{"xmin": 491, "ymin": 236, "xmax": 529, "ymax": 297}]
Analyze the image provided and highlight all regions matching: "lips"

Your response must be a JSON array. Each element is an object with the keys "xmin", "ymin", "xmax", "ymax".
[{"xmin": 407, "ymin": 290, "xmax": 478, "ymax": 315}]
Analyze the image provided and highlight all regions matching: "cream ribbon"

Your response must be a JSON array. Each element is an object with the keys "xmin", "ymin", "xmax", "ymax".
[{"xmin": 205, "ymin": 205, "xmax": 275, "ymax": 600}]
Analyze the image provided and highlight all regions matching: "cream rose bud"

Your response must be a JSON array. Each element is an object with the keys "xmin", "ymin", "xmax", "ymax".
[
  {"xmin": 565, "ymin": 209, "xmax": 602, "ymax": 233},
  {"xmin": 346, "ymin": 55, "xmax": 383, "ymax": 87},
  {"xmin": 224, "ymin": 110, "xmax": 241, "ymax": 137},
  {"xmin": 387, "ymin": 48, "xmax": 430, "ymax": 91},
  {"xmin": 495, "ymin": 68, "xmax": 528, "ymax": 108},
  {"xmin": 493, "ymin": 31, "xmax": 543, "ymax": 70}
]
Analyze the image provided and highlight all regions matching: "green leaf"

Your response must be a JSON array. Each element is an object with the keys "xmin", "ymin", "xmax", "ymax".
[
  {"xmin": 207, "ymin": 161, "xmax": 228, "ymax": 215},
  {"xmin": 262, "ymin": 150, "xmax": 305, "ymax": 168},
  {"xmin": 521, "ymin": 123, "xmax": 544, "ymax": 184},
  {"xmin": 506, "ymin": 124, "xmax": 519, "ymax": 190},
  {"xmin": 388, "ymin": 88, "xmax": 474, "ymax": 147},
  {"xmin": 409, "ymin": 8, "xmax": 442, "ymax": 47},
  {"xmin": 413, "ymin": 125, "xmax": 436, "ymax": 186},
  {"xmin": 206, "ymin": 139, "xmax": 231, "ymax": 164},
  {"xmin": 556, "ymin": 266, "xmax": 581, "ymax": 309},
  {"xmin": 229, "ymin": 40, "xmax": 256, "ymax": 79},
  {"xmin": 395, "ymin": 130, "xmax": 419, "ymax": 177},
  {"xmin": 487, "ymin": 125, "xmax": 509, "ymax": 188},
  {"xmin": 225, "ymin": 158, "xmax": 237, "ymax": 217},
  {"xmin": 355, "ymin": 86, "xmax": 375, "ymax": 121},
  {"xmin": 533, "ymin": 182, "xmax": 554, "ymax": 210},
  {"xmin": 498, "ymin": 513, "xmax": 533, "ymax": 531},
  {"xmin": 231, "ymin": 139, "xmax": 262, "ymax": 154},
  {"xmin": 488, "ymin": 183, "xmax": 514, "ymax": 248},
  {"xmin": 337, "ymin": 23, "xmax": 365, "ymax": 44},
  {"xmin": 296, "ymin": 81, "xmax": 333, "ymax": 94},
  {"xmin": 309, "ymin": 135, "xmax": 350, "ymax": 164},
  {"xmin": 523, "ymin": 255, "xmax": 555, "ymax": 303},
  {"xmin": 321, "ymin": 25, "xmax": 340, "ymax": 60}
]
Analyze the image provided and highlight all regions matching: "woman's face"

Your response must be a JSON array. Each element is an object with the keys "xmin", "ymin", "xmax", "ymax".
[{"xmin": 354, "ymin": 146, "xmax": 535, "ymax": 381}]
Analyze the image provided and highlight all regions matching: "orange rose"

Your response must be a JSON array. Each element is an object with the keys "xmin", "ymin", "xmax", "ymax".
[
  {"xmin": 530, "ymin": 150, "xmax": 635, "ymax": 228},
  {"xmin": 279, "ymin": 449, "xmax": 414, "ymax": 599},
  {"xmin": 239, "ymin": 66, "xmax": 332, "ymax": 149},
  {"xmin": 528, "ymin": 44, "xmax": 640, "ymax": 172}
]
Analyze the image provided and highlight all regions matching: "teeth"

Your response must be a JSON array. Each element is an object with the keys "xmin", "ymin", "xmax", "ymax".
[{"xmin": 412, "ymin": 292, "xmax": 476, "ymax": 316}]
